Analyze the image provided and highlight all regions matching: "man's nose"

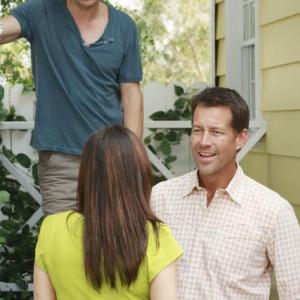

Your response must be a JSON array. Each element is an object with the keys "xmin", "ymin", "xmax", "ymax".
[{"xmin": 198, "ymin": 131, "xmax": 211, "ymax": 146}]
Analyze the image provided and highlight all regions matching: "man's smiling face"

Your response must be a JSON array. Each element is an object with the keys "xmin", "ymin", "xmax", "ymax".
[{"xmin": 191, "ymin": 105, "xmax": 247, "ymax": 183}]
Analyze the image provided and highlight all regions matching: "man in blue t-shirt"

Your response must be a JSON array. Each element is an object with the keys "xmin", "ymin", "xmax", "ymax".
[{"xmin": 0, "ymin": 0, "xmax": 143, "ymax": 215}]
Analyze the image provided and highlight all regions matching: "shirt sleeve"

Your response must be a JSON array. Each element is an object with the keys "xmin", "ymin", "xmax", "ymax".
[
  {"xmin": 11, "ymin": 0, "xmax": 44, "ymax": 43},
  {"xmin": 35, "ymin": 215, "xmax": 54, "ymax": 272},
  {"xmin": 146, "ymin": 223, "xmax": 183, "ymax": 282},
  {"xmin": 118, "ymin": 18, "xmax": 143, "ymax": 83},
  {"xmin": 267, "ymin": 202, "xmax": 300, "ymax": 300}
]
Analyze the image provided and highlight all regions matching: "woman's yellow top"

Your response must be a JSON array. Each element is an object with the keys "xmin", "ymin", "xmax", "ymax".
[{"xmin": 35, "ymin": 211, "xmax": 183, "ymax": 300}]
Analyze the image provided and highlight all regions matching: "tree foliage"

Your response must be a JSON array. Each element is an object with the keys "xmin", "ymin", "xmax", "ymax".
[
  {"xmin": 0, "ymin": 0, "xmax": 33, "ymax": 91},
  {"xmin": 135, "ymin": 0, "xmax": 210, "ymax": 84}
]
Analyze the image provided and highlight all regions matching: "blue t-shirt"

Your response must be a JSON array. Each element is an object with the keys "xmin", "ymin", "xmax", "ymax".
[{"xmin": 12, "ymin": 0, "xmax": 142, "ymax": 155}]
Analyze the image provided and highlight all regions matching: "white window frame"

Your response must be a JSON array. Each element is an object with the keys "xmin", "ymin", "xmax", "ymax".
[{"xmin": 225, "ymin": 0, "xmax": 262, "ymax": 122}]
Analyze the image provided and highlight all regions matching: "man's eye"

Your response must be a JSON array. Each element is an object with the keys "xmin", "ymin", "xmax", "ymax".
[
  {"xmin": 192, "ymin": 128, "xmax": 202, "ymax": 133},
  {"xmin": 213, "ymin": 130, "xmax": 223, "ymax": 135}
]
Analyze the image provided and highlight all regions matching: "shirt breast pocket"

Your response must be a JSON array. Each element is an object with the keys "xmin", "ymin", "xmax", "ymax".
[{"xmin": 206, "ymin": 225, "xmax": 266, "ymax": 277}]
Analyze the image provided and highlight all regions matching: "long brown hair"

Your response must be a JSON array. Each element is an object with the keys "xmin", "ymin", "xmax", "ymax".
[{"xmin": 76, "ymin": 125, "xmax": 160, "ymax": 290}]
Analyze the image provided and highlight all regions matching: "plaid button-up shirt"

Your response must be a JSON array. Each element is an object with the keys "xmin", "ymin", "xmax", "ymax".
[{"xmin": 151, "ymin": 166, "xmax": 300, "ymax": 300}]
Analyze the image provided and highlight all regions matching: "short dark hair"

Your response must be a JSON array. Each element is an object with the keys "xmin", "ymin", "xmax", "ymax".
[{"xmin": 191, "ymin": 87, "xmax": 250, "ymax": 132}]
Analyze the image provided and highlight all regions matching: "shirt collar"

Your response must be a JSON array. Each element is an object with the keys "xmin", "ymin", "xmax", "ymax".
[
  {"xmin": 183, "ymin": 169, "xmax": 204, "ymax": 197},
  {"xmin": 183, "ymin": 165, "xmax": 246, "ymax": 205},
  {"xmin": 225, "ymin": 165, "xmax": 245, "ymax": 205}
]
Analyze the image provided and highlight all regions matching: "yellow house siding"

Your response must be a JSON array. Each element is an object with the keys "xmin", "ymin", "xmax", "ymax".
[
  {"xmin": 293, "ymin": 205, "xmax": 300, "ymax": 223},
  {"xmin": 269, "ymin": 155, "xmax": 300, "ymax": 207},
  {"xmin": 216, "ymin": 1, "xmax": 225, "ymax": 40},
  {"xmin": 249, "ymin": 1, "xmax": 300, "ymax": 233},
  {"xmin": 264, "ymin": 111, "xmax": 300, "ymax": 158},
  {"xmin": 216, "ymin": 2, "xmax": 300, "ymax": 298},
  {"xmin": 216, "ymin": 38, "xmax": 225, "ymax": 76},
  {"xmin": 240, "ymin": 152, "xmax": 269, "ymax": 187},
  {"xmin": 241, "ymin": 153, "xmax": 300, "ymax": 222},
  {"xmin": 262, "ymin": 62, "xmax": 300, "ymax": 111},
  {"xmin": 217, "ymin": 75, "xmax": 226, "ymax": 87},
  {"xmin": 261, "ymin": 14, "xmax": 300, "ymax": 69},
  {"xmin": 260, "ymin": 0, "xmax": 300, "ymax": 25}
]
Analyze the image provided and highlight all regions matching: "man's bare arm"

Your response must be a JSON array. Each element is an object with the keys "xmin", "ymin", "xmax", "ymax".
[
  {"xmin": 0, "ymin": 15, "xmax": 21, "ymax": 44},
  {"xmin": 120, "ymin": 82, "xmax": 144, "ymax": 139}
]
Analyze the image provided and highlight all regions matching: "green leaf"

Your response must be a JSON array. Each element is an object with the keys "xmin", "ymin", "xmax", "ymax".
[
  {"xmin": 0, "ymin": 236, "xmax": 6, "ymax": 245},
  {"xmin": 1, "ymin": 206, "xmax": 11, "ymax": 216},
  {"xmin": 0, "ymin": 219, "xmax": 17, "ymax": 231},
  {"xmin": 2, "ymin": 145, "xmax": 15, "ymax": 161},
  {"xmin": 184, "ymin": 128, "xmax": 192, "ymax": 136},
  {"xmin": 32, "ymin": 162, "xmax": 39, "ymax": 186},
  {"xmin": 182, "ymin": 108, "xmax": 192, "ymax": 119},
  {"xmin": 0, "ymin": 108, "xmax": 8, "ymax": 122},
  {"xmin": 165, "ymin": 155, "xmax": 177, "ymax": 164},
  {"xmin": 15, "ymin": 279, "xmax": 28, "ymax": 291},
  {"xmin": 147, "ymin": 144, "xmax": 157, "ymax": 155},
  {"xmin": 16, "ymin": 153, "xmax": 31, "ymax": 168},
  {"xmin": 159, "ymin": 140, "xmax": 171, "ymax": 155},
  {"xmin": 143, "ymin": 136, "xmax": 151, "ymax": 145},
  {"xmin": 9, "ymin": 105, "xmax": 16, "ymax": 115},
  {"xmin": 0, "ymin": 190, "xmax": 10, "ymax": 204},
  {"xmin": 153, "ymin": 132, "xmax": 165, "ymax": 141},
  {"xmin": 166, "ymin": 110, "xmax": 180, "ymax": 120},
  {"xmin": 22, "ymin": 225, "xmax": 30, "ymax": 235},
  {"xmin": 0, "ymin": 85, "xmax": 4, "ymax": 102},
  {"xmin": 149, "ymin": 111, "xmax": 167, "ymax": 120},
  {"xmin": 174, "ymin": 85, "xmax": 184, "ymax": 97},
  {"xmin": 15, "ymin": 115, "xmax": 26, "ymax": 121},
  {"xmin": 166, "ymin": 131, "xmax": 178, "ymax": 142},
  {"xmin": 174, "ymin": 97, "xmax": 185, "ymax": 109},
  {"xmin": 5, "ymin": 105, "xmax": 16, "ymax": 121}
]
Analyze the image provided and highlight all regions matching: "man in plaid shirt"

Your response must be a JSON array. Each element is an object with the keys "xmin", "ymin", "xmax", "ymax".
[{"xmin": 151, "ymin": 87, "xmax": 300, "ymax": 300}]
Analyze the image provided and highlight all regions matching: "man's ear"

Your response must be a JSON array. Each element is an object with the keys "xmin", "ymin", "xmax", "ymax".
[{"xmin": 236, "ymin": 128, "xmax": 249, "ymax": 151}]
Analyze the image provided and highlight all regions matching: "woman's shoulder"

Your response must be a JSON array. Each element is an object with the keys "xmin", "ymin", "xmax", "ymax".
[
  {"xmin": 146, "ymin": 221, "xmax": 172, "ymax": 236},
  {"xmin": 41, "ymin": 210, "xmax": 82, "ymax": 230},
  {"xmin": 146, "ymin": 221, "xmax": 180, "ymax": 251},
  {"xmin": 145, "ymin": 221, "xmax": 183, "ymax": 282}
]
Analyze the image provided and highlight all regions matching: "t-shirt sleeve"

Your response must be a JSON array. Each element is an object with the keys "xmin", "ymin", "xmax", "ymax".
[
  {"xmin": 118, "ymin": 18, "xmax": 143, "ymax": 83},
  {"xmin": 11, "ymin": 0, "xmax": 43, "ymax": 43},
  {"xmin": 147, "ymin": 223, "xmax": 184, "ymax": 282},
  {"xmin": 35, "ymin": 215, "xmax": 54, "ymax": 272}
]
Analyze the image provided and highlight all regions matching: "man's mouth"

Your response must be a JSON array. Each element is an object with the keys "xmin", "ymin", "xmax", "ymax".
[{"xmin": 198, "ymin": 152, "xmax": 216, "ymax": 161}]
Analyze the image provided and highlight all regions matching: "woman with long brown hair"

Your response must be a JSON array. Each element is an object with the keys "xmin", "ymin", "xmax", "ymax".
[{"xmin": 33, "ymin": 125, "xmax": 183, "ymax": 300}]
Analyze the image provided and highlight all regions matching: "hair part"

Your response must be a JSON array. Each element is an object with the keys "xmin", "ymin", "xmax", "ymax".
[
  {"xmin": 76, "ymin": 125, "xmax": 160, "ymax": 290},
  {"xmin": 191, "ymin": 87, "xmax": 250, "ymax": 133}
]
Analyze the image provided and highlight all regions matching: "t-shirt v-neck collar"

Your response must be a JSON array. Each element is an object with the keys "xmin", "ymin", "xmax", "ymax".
[{"xmin": 60, "ymin": 0, "xmax": 111, "ymax": 47}]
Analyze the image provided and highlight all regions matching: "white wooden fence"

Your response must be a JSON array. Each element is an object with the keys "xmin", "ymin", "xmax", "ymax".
[{"xmin": 1, "ymin": 81, "xmax": 207, "ymax": 175}]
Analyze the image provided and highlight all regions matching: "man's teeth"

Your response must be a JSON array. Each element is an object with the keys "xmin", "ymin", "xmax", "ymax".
[{"xmin": 199, "ymin": 153, "xmax": 215, "ymax": 157}]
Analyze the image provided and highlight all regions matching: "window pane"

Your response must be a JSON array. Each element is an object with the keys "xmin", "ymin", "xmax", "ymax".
[
  {"xmin": 242, "ymin": 45, "xmax": 256, "ymax": 119},
  {"xmin": 243, "ymin": 0, "xmax": 255, "ymax": 40},
  {"xmin": 250, "ymin": 2, "xmax": 255, "ymax": 39},
  {"xmin": 251, "ymin": 46, "xmax": 255, "ymax": 81}
]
